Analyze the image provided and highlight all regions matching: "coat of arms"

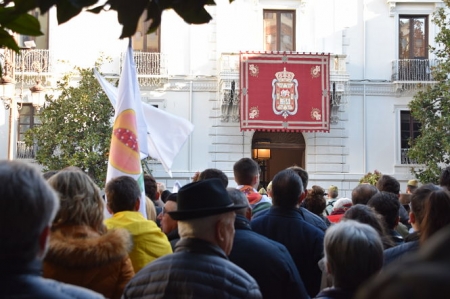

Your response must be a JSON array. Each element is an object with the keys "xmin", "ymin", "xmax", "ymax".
[{"xmin": 272, "ymin": 67, "xmax": 298, "ymax": 118}]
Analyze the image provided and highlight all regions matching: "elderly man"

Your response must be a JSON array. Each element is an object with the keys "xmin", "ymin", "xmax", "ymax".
[
  {"xmin": 157, "ymin": 192, "xmax": 180, "ymax": 249},
  {"xmin": 122, "ymin": 178, "xmax": 262, "ymax": 299},
  {"xmin": 0, "ymin": 160, "xmax": 104, "ymax": 299}
]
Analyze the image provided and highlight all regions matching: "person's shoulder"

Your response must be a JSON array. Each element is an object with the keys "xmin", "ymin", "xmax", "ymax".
[{"xmin": 45, "ymin": 278, "xmax": 106, "ymax": 299}]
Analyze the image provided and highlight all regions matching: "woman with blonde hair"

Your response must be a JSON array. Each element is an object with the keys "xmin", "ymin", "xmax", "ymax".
[{"xmin": 43, "ymin": 168, "xmax": 134, "ymax": 299}]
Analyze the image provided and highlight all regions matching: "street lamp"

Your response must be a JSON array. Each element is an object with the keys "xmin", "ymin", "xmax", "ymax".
[{"xmin": 30, "ymin": 80, "xmax": 46, "ymax": 111}]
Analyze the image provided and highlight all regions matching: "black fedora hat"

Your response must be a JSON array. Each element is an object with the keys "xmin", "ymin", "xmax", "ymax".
[{"xmin": 168, "ymin": 178, "xmax": 247, "ymax": 220}]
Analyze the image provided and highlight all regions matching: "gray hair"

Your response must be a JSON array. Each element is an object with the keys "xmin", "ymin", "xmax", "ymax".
[
  {"xmin": 0, "ymin": 161, "xmax": 59, "ymax": 262},
  {"xmin": 178, "ymin": 212, "xmax": 235, "ymax": 240},
  {"xmin": 227, "ymin": 188, "xmax": 249, "ymax": 216},
  {"xmin": 324, "ymin": 220, "xmax": 383, "ymax": 290}
]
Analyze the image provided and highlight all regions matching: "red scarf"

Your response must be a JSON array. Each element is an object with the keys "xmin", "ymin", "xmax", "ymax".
[{"xmin": 239, "ymin": 185, "xmax": 262, "ymax": 205}]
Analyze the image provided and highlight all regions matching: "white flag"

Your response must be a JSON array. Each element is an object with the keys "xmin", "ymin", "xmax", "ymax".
[
  {"xmin": 105, "ymin": 40, "xmax": 147, "ymax": 218},
  {"xmin": 94, "ymin": 68, "xmax": 194, "ymax": 177}
]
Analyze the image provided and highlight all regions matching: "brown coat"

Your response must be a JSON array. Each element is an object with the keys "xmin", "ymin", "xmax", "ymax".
[{"xmin": 43, "ymin": 225, "xmax": 135, "ymax": 299}]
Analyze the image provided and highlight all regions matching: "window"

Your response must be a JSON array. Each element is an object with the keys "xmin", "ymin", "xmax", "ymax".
[
  {"xmin": 399, "ymin": 15, "xmax": 428, "ymax": 60},
  {"xmin": 132, "ymin": 13, "xmax": 160, "ymax": 53},
  {"xmin": 263, "ymin": 10, "xmax": 295, "ymax": 51},
  {"xmin": 17, "ymin": 104, "xmax": 40, "ymax": 159},
  {"xmin": 18, "ymin": 104, "xmax": 40, "ymax": 141},
  {"xmin": 398, "ymin": 15, "xmax": 429, "ymax": 81},
  {"xmin": 400, "ymin": 110, "xmax": 420, "ymax": 164},
  {"xmin": 19, "ymin": 9, "xmax": 49, "ymax": 49}
]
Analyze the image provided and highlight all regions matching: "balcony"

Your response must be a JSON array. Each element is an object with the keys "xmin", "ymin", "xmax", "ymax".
[
  {"xmin": 401, "ymin": 148, "xmax": 417, "ymax": 165},
  {"xmin": 392, "ymin": 59, "xmax": 439, "ymax": 82},
  {"xmin": 16, "ymin": 141, "xmax": 37, "ymax": 159},
  {"xmin": 14, "ymin": 49, "xmax": 53, "ymax": 86},
  {"xmin": 121, "ymin": 52, "xmax": 168, "ymax": 87}
]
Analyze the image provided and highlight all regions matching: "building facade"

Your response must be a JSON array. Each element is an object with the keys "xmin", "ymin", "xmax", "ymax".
[{"xmin": 0, "ymin": 0, "xmax": 443, "ymax": 196}]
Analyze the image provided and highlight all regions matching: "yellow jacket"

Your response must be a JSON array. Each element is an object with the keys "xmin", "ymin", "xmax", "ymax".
[{"xmin": 105, "ymin": 211, "xmax": 172, "ymax": 273}]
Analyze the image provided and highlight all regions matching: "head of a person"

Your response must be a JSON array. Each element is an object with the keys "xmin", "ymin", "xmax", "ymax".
[
  {"xmin": 266, "ymin": 181, "xmax": 273, "ymax": 198},
  {"xmin": 332, "ymin": 197, "xmax": 353, "ymax": 214},
  {"xmin": 105, "ymin": 176, "xmax": 141, "ymax": 214},
  {"xmin": 144, "ymin": 174, "xmax": 158, "ymax": 201},
  {"xmin": 287, "ymin": 165, "xmax": 309, "ymax": 190},
  {"xmin": 352, "ymin": 183, "xmax": 379, "ymax": 205},
  {"xmin": 409, "ymin": 183, "xmax": 441, "ymax": 230},
  {"xmin": 168, "ymin": 179, "xmax": 246, "ymax": 255},
  {"xmin": 367, "ymin": 191, "xmax": 400, "ymax": 230},
  {"xmin": 227, "ymin": 188, "xmax": 251, "ymax": 219},
  {"xmin": 420, "ymin": 189, "xmax": 450, "ymax": 244},
  {"xmin": 324, "ymin": 220, "xmax": 383, "ymax": 291},
  {"xmin": 328, "ymin": 185, "xmax": 339, "ymax": 199},
  {"xmin": 47, "ymin": 169, "xmax": 105, "ymax": 234},
  {"xmin": 343, "ymin": 204, "xmax": 395, "ymax": 249},
  {"xmin": 0, "ymin": 161, "xmax": 59, "ymax": 263},
  {"xmin": 233, "ymin": 158, "xmax": 260, "ymax": 187},
  {"xmin": 160, "ymin": 189, "xmax": 172, "ymax": 203},
  {"xmin": 43, "ymin": 170, "xmax": 59, "ymax": 180},
  {"xmin": 376, "ymin": 175, "xmax": 400, "ymax": 195},
  {"xmin": 157, "ymin": 192, "xmax": 178, "ymax": 234},
  {"xmin": 406, "ymin": 179, "xmax": 419, "ymax": 194},
  {"xmin": 439, "ymin": 166, "xmax": 450, "ymax": 190},
  {"xmin": 304, "ymin": 185, "xmax": 326, "ymax": 216},
  {"xmin": 271, "ymin": 169, "xmax": 304, "ymax": 208},
  {"xmin": 199, "ymin": 168, "xmax": 229, "ymax": 188}
]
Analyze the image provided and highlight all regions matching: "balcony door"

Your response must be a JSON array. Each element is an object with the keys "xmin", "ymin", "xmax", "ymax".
[{"xmin": 398, "ymin": 16, "xmax": 429, "ymax": 81}]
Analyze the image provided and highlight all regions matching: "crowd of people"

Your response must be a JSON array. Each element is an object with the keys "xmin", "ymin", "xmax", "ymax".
[{"xmin": 2, "ymin": 158, "xmax": 450, "ymax": 299}]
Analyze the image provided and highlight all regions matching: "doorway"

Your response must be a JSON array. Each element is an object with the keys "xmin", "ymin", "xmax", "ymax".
[{"xmin": 252, "ymin": 131, "xmax": 305, "ymax": 188}]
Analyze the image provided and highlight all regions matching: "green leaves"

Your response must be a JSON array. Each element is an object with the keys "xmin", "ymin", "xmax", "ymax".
[
  {"xmin": 25, "ymin": 66, "xmax": 114, "ymax": 187},
  {"xmin": 407, "ymin": 2, "xmax": 450, "ymax": 184}
]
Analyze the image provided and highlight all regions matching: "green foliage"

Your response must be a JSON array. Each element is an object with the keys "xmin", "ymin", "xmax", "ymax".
[
  {"xmin": 359, "ymin": 170, "xmax": 382, "ymax": 185},
  {"xmin": 407, "ymin": 1, "xmax": 450, "ymax": 185},
  {"xmin": 24, "ymin": 67, "xmax": 114, "ymax": 187}
]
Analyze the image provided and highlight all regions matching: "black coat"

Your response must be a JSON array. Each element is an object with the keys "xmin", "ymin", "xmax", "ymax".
[
  {"xmin": 122, "ymin": 238, "xmax": 262, "ymax": 299},
  {"xmin": 229, "ymin": 215, "xmax": 310, "ymax": 299},
  {"xmin": 251, "ymin": 206, "xmax": 325, "ymax": 298},
  {"xmin": 0, "ymin": 259, "xmax": 104, "ymax": 299}
]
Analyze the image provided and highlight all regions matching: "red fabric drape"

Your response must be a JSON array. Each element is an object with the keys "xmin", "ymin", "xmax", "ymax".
[{"xmin": 240, "ymin": 52, "xmax": 330, "ymax": 132}]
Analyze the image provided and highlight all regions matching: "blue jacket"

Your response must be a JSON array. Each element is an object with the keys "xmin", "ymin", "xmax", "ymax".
[
  {"xmin": 0, "ymin": 259, "xmax": 104, "ymax": 299},
  {"xmin": 229, "ymin": 214, "xmax": 310, "ymax": 299},
  {"xmin": 383, "ymin": 240, "xmax": 420, "ymax": 266},
  {"xmin": 251, "ymin": 206, "xmax": 325, "ymax": 297},
  {"xmin": 253, "ymin": 206, "xmax": 328, "ymax": 232},
  {"xmin": 123, "ymin": 238, "xmax": 262, "ymax": 299}
]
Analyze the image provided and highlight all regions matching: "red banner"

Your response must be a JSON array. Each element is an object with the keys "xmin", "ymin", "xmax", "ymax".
[{"xmin": 240, "ymin": 52, "xmax": 330, "ymax": 132}]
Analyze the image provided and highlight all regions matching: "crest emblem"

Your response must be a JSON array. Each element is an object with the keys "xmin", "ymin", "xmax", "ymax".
[
  {"xmin": 249, "ymin": 106, "xmax": 260, "ymax": 119},
  {"xmin": 311, "ymin": 108, "xmax": 322, "ymax": 120},
  {"xmin": 249, "ymin": 64, "xmax": 259, "ymax": 77},
  {"xmin": 311, "ymin": 66, "xmax": 321, "ymax": 78},
  {"xmin": 272, "ymin": 68, "xmax": 298, "ymax": 119}
]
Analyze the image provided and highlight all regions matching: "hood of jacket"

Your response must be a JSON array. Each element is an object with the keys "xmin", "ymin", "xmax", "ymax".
[{"xmin": 45, "ymin": 225, "xmax": 132, "ymax": 268}]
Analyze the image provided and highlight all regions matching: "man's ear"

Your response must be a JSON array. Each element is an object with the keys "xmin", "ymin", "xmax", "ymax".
[
  {"xmin": 298, "ymin": 191, "xmax": 307, "ymax": 204},
  {"xmin": 155, "ymin": 191, "xmax": 161, "ymax": 200},
  {"xmin": 134, "ymin": 199, "xmax": 140, "ymax": 211},
  {"xmin": 409, "ymin": 212, "xmax": 416, "ymax": 224},
  {"xmin": 38, "ymin": 226, "xmax": 50, "ymax": 259}
]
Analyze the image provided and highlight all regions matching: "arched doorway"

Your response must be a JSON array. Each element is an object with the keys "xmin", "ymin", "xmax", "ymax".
[{"xmin": 252, "ymin": 132, "xmax": 306, "ymax": 188}]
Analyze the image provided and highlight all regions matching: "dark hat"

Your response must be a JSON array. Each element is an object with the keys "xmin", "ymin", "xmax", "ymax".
[{"xmin": 168, "ymin": 178, "xmax": 247, "ymax": 221}]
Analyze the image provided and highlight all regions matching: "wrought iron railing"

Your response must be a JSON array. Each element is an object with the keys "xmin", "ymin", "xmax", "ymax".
[
  {"xmin": 121, "ymin": 52, "xmax": 168, "ymax": 87},
  {"xmin": 16, "ymin": 141, "xmax": 37, "ymax": 159},
  {"xmin": 401, "ymin": 148, "xmax": 417, "ymax": 165},
  {"xmin": 14, "ymin": 49, "xmax": 52, "ymax": 86},
  {"xmin": 392, "ymin": 59, "xmax": 439, "ymax": 82}
]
